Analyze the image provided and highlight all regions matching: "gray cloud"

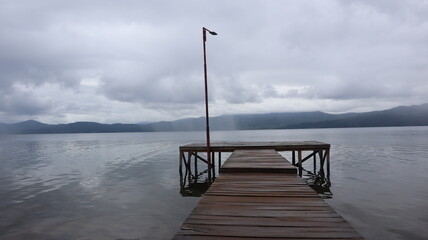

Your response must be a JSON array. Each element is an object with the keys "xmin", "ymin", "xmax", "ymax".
[
  {"xmin": 0, "ymin": 84, "xmax": 52, "ymax": 115},
  {"xmin": 0, "ymin": 0, "xmax": 427, "ymax": 123}
]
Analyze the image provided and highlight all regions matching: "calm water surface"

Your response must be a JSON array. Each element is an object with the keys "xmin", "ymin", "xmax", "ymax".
[{"xmin": 0, "ymin": 127, "xmax": 427, "ymax": 240}]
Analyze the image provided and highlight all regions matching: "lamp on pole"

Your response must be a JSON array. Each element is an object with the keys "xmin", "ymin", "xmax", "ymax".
[{"xmin": 202, "ymin": 27, "xmax": 217, "ymax": 183}]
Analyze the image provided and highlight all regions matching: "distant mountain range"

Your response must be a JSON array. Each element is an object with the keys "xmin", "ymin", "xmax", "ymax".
[{"xmin": 1, "ymin": 103, "xmax": 428, "ymax": 134}]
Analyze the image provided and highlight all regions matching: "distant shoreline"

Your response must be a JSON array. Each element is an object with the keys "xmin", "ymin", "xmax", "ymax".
[{"xmin": 1, "ymin": 103, "xmax": 428, "ymax": 134}]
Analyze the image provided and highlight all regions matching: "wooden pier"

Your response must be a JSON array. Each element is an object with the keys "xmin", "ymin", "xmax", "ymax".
[
  {"xmin": 175, "ymin": 142, "xmax": 364, "ymax": 239},
  {"xmin": 179, "ymin": 141, "xmax": 331, "ymax": 179}
]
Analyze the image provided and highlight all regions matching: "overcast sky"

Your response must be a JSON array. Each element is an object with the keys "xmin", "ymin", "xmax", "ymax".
[{"xmin": 1, "ymin": 0, "xmax": 427, "ymax": 124}]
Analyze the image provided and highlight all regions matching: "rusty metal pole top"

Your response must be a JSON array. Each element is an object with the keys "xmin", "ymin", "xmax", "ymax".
[{"xmin": 203, "ymin": 27, "xmax": 218, "ymax": 37}]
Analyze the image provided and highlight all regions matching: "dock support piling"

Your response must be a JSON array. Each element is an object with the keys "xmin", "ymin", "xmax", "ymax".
[
  {"xmin": 211, "ymin": 152, "xmax": 216, "ymax": 179},
  {"xmin": 218, "ymin": 152, "xmax": 221, "ymax": 172},
  {"xmin": 313, "ymin": 151, "xmax": 317, "ymax": 173},
  {"xmin": 292, "ymin": 151, "xmax": 295, "ymax": 165},
  {"xmin": 207, "ymin": 152, "xmax": 211, "ymax": 183},
  {"xmin": 318, "ymin": 151, "xmax": 323, "ymax": 170},
  {"xmin": 187, "ymin": 152, "xmax": 191, "ymax": 169},
  {"xmin": 327, "ymin": 148, "xmax": 330, "ymax": 179},
  {"xmin": 187, "ymin": 155, "xmax": 191, "ymax": 183},
  {"xmin": 194, "ymin": 152, "xmax": 198, "ymax": 180},
  {"xmin": 298, "ymin": 150, "xmax": 302, "ymax": 177}
]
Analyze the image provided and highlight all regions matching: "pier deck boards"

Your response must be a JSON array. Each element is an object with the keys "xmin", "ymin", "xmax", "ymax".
[
  {"xmin": 220, "ymin": 149, "xmax": 297, "ymax": 174},
  {"xmin": 174, "ymin": 145, "xmax": 363, "ymax": 240}
]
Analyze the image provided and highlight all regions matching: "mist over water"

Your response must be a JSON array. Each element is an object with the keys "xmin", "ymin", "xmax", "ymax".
[{"xmin": 0, "ymin": 127, "xmax": 427, "ymax": 240}]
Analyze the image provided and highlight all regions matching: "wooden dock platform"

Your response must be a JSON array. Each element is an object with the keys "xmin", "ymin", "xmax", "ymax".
[
  {"xmin": 174, "ymin": 143, "xmax": 364, "ymax": 239},
  {"xmin": 179, "ymin": 141, "xmax": 331, "ymax": 178}
]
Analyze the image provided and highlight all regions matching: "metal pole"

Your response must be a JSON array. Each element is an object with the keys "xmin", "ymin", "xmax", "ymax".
[{"xmin": 203, "ymin": 27, "xmax": 212, "ymax": 182}]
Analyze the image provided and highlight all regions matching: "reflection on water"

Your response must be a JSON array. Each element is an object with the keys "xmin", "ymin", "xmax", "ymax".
[
  {"xmin": 303, "ymin": 169, "xmax": 332, "ymax": 199},
  {"xmin": 179, "ymin": 153, "xmax": 216, "ymax": 197},
  {"xmin": 180, "ymin": 181, "xmax": 212, "ymax": 197},
  {"xmin": 0, "ymin": 133, "xmax": 202, "ymax": 240},
  {"xmin": 1, "ymin": 127, "xmax": 428, "ymax": 240}
]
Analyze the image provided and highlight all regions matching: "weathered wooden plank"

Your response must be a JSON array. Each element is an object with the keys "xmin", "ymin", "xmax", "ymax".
[
  {"xmin": 176, "ymin": 224, "xmax": 362, "ymax": 238},
  {"xmin": 209, "ymin": 183, "xmax": 316, "ymax": 188},
  {"xmin": 215, "ymin": 175, "xmax": 306, "ymax": 180},
  {"xmin": 196, "ymin": 204, "xmax": 334, "ymax": 211},
  {"xmin": 174, "ymin": 236, "xmax": 364, "ymax": 240},
  {"xmin": 193, "ymin": 203, "xmax": 338, "ymax": 212},
  {"xmin": 186, "ymin": 214, "xmax": 349, "ymax": 224},
  {"xmin": 207, "ymin": 190, "xmax": 319, "ymax": 195},
  {"xmin": 198, "ymin": 197, "xmax": 331, "ymax": 206},
  {"xmin": 181, "ymin": 224, "xmax": 358, "ymax": 233},
  {"xmin": 207, "ymin": 188, "xmax": 319, "ymax": 193},
  {"xmin": 190, "ymin": 209, "xmax": 342, "ymax": 218}
]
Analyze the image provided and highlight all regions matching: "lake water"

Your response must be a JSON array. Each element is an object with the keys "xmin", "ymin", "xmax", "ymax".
[{"xmin": 0, "ymin": 127, "xmax": 427, "ymax": 240}]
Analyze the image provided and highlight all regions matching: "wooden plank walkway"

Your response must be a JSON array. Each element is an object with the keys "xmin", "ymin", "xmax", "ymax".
[
  {"xmin": 174, "ymin": 148, "xmax": 363, "ymax": 240},
  {"xmin": 220, "ymin": 149, "xmax": 297, "ymax": 174}
]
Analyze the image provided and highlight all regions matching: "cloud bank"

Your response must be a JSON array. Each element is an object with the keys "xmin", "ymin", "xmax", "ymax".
[{"xmin": 1, "ymin": 0, "xmax": 427, "ymax": 123}]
